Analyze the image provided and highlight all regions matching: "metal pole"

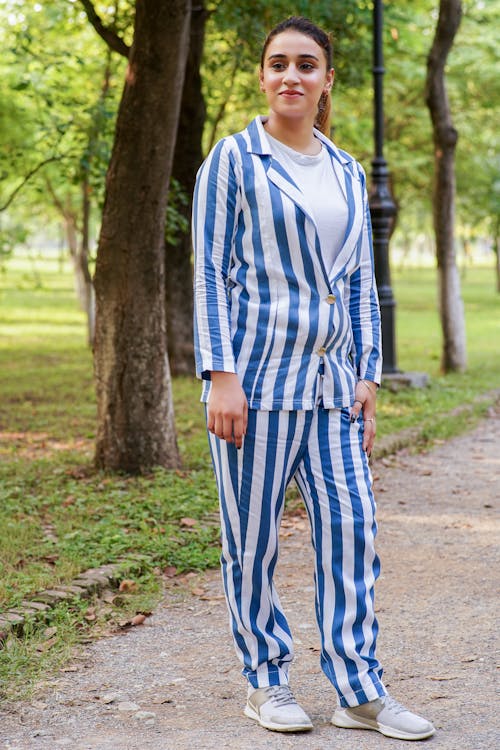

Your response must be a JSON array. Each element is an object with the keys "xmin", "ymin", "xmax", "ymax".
[{"xmin": 369, "ymin": 0, "xmax": 398, "ymax": 373}]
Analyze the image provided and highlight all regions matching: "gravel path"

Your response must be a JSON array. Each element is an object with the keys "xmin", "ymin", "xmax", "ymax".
[{"xmin": 1, "ymin": 414, "xmax": 499, "ymax": 750}]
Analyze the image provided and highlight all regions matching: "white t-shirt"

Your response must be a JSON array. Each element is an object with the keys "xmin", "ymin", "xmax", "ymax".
[{"xmin": 266, "ymin": 132, "xmax": 349, "ymax": 274}]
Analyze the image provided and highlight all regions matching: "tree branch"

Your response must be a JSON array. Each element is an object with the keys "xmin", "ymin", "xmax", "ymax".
[
  {"xmin": 0, "ymin": 155, "xmax": 64, "ymax": 212},
  {"xmin": 80, "ymin": 0, "xmax": 130, "ymax": 58}
]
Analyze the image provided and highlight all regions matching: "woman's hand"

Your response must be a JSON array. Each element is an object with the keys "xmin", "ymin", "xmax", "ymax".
[
  {"xmin": 207, "ymin": 371, "xmax": 248, "ymax": 448},
  {"xmin": 350, "ymin": 379, "xmax": 378, "ymax": 457}
]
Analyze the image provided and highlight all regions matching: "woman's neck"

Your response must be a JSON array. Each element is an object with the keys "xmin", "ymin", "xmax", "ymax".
[{"xmin": 264, "ymin": 114, "xmax": 321, "ymax": 155}]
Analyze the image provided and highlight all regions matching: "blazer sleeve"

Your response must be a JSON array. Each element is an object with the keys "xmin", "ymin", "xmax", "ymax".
[
  {"xmin": 346, "ymin": 166, "xmax": 383, "ymax": 384},
  {"xmin": 192, "ymin": 139, "xmax": 239, "ymax": 380}
]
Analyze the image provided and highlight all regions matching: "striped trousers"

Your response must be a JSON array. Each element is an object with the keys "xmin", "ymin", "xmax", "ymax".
[{"xmin": 208, "ymin": 406, "xmax": 386, "ymax": 708}]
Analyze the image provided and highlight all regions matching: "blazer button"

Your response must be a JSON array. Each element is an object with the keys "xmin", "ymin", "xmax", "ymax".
[
  {"xmin": 326, "ymin": 294, "xmax": 336, "ymax": 304},
  {"xmin": 317, "ymin": 346, "xmax": 327, "ymax": 356}
]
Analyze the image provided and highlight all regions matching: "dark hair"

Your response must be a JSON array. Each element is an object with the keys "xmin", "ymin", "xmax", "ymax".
[
  {"xmin": 260, "ymin": 16, "xmax": 332, "ymax": 70},
  {"xmin": 260, "ymin": 17, "xmax": 333, "ymax": 136}
]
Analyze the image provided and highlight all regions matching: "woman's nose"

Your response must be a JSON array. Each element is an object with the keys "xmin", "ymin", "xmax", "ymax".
[{"xmin": 283, "ymin": 64, "xmax": 300, "ymax": 84}]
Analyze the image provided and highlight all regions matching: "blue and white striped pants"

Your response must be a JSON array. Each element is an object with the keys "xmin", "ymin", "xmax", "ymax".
[{"xmin": 208, "ymin": 406, "xmax": 386, "ymax": 708}]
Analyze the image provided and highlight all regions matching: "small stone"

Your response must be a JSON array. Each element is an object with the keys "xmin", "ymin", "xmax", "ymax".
[
  {"xmin": 101, "ymin": 692, "xmax": 121, "ymax": 704},
  {"xmin": 20, "ymin": 600, "xmax": 50, "ymax": 612},
  {"xmin": 32, "ymin": 590, "xmax": 70, "ymax": 605},
  {"xmin": 57, "ymin": 585, "xmax": 89, "ymax": 598},
  {"xmin": 116, "ymin": 701, "xmax": 140, "ymax": 712},
  {"xmin": 73, "ymin": 573, "xmax": 110, "ymax": 589},
  {"xmin": 134, "ymin": 710, "xmax": 156, "ymax": 721},
  {"xmin": 4, "ymin": 612, "xmax": 25, "ymax": 625}
]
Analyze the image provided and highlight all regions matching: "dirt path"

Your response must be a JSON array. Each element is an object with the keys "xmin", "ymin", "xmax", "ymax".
[{"xmin": 1, "ymin": 414, "xmax": 499, "ymax": 750}]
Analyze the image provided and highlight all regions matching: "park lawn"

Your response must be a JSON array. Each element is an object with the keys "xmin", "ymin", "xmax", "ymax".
[{"xmin": 0, "ymin": 256, "xmax": 499, "ymax": 697}]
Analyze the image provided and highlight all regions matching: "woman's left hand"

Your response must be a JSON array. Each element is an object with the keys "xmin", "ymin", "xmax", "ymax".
[{"xmin": 350, "ymin": 379, "xmax": 378, "ymax": 457}]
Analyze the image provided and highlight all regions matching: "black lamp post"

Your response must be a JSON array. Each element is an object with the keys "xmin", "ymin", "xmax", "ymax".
[{"xmin": 369, "ymin": 0, "xmax": 398, "ymax": 374}]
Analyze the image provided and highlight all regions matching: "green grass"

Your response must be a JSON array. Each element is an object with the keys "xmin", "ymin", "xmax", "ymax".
[
  {"xmin": 0, "ymin": 255, "xmax": 499, "ymax": 698},
  {"xmin": 376, "ymin": 266, "xmax": 500, "ymax": 439}
]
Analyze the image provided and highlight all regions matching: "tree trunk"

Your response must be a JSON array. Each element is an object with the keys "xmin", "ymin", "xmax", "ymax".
[
  {"xmin": 425, "ymin": 0, "xmax": 466, "ymax": 372},
  {"xmin": 165, "ymin": 3, "xmax": 206, "ymax": 376},
  {"xmin": 494, "ymin": 219, "xmax": 500, "ymax": 293},
  {"xmin": 81, "ymin": 176, "xmax": 95, "ymax": 347},
  {"xmin": 45, "ymin": 177, "xmax": 95, "ymax": 346},
  {"xmin": 93, "ymin": 0, "xmax": 191, "ymax": 473}
]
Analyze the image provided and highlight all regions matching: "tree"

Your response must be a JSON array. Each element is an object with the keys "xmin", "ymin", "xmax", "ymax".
[
  {"xmin": 165, "ymin": 2, "xmax": 207, "ymax": 376},
  {"xmin": 425, "ymin": 0, "xmax": 466, "ymax": 372},
  {"xmin": 93, "ymin": 0, "xmax": 191, "ymax": 472}
]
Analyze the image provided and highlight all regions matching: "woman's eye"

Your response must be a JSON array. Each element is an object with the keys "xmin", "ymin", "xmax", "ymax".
[
  {"xmin": 299, "ymin": 63, "xmax": 314, "ymax": 71},
  {"xmin": 271, "ymin": 63, "xmax": 285, "ymax": 70}
]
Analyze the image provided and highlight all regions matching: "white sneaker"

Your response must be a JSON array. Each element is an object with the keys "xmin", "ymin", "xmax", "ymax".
[
  {"xmin": 244, "ymin": 685, "xmax": 313, "ymax": 732},
  {"xmin": 332, "ymin": 694, "xmax": 435, "ymax": 741}
]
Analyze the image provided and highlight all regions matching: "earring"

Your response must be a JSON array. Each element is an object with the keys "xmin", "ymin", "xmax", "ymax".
[{"xmin": 318, "ymin": 91, "xmax": 328, "ymax": 114}]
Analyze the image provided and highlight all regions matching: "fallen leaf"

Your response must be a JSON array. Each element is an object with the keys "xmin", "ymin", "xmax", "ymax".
[
  {"xmin": 191, "ymin": 587, "xmax": 205, "ymax": 596},
  {"xmin": 119, "ymin": 579, "xmax": 137, "ymax": 592},
  {"xmin": 199, "ymin": 594, "xmax": 224, "ymax": 601},
  {"xmin": 84, "ymin": 607, "xmax": 97, "ymax": 622},
  {"xmin": 41, "ymin": 554, "xmax": 59, "ymax": 564},
  {"xmin": 164, "ymin": 566, "xmax": 178, "ymax": 578},
  {"xmin": 36, "ymin": 637, "xmax": 57, "ymax": 652},
  {"xmin": 180, "ymin": 517, "xmax": 198, "ymax": 527},
  {"xmin": 130, "ymin": 614, "xmax": 146, "ymax": 626},
  {"xmin": 44, "ymin": 626, "xmax": 58, "ymax": 639}
]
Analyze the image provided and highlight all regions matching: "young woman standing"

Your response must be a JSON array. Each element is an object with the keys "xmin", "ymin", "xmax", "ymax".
[{"xmin": 192, "ymin": 16, "xmax": 435, "ymax": 741}]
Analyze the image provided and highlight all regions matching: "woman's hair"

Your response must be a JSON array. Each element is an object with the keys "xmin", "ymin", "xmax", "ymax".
[{"xmin": 260, "ymin": 16, "xmax": 333, "ymax": 136}]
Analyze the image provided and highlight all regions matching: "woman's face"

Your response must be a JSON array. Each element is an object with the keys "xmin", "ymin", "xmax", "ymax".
[{"xmin": 259, "ymin": 30, "xmax": 333, "ymax": 124}]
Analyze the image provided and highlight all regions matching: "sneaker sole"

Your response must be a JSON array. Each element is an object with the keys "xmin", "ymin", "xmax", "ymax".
[
  {"xmin": 244, "ymin": 704, "xmax": 313, "ymax": 733},
  {"xmin": 332, "ymin": 711, "xmax": 436, "ymax": 741}
]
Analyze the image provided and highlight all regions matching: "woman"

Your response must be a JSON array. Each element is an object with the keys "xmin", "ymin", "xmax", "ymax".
[{"xmin": 192, "ymin": 16, "xmax": 435, "ymax": 741}]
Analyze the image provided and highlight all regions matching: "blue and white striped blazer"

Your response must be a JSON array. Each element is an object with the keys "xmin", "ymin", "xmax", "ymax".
[{"xmin": 193, "ymin": 116, "xmax": 382, "ymax": 410}]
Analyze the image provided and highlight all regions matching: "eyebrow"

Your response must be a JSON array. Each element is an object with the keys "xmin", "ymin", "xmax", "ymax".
[{"xmin": 267, "ymin": 53, "xmax": 320, "ymax": 61}]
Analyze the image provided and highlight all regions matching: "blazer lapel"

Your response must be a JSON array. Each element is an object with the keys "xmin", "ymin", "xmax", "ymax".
[
  {"xmin": 246, "ymin": 117, "xmax": 365, "ymax": 284},
  {"xmin": 266, "ymin": 161, "xmax": 318, "ymax": 228},
  {"xmin": 246, "ymin": 116, "xmax": 318, "ymax": 228},
  {"xmin": 328, "ymin": 155, "xmax": 364, "ymax": 282}
]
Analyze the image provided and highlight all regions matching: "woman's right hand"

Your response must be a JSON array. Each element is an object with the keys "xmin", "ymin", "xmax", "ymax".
[{"xmin": 207, "ymin": 371, "xmax": 248, "ymax": 448}]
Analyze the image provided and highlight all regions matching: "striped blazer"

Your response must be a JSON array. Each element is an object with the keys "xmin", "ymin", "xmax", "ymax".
[{"xmin": 192, "ymin": 116, "xmax": 382, "ymax": 410}]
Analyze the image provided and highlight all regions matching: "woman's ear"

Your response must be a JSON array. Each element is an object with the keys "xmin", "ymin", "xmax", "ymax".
[
  {"xmin": 325, "ymin": 67, "xmax": 335, "ymax": 91},
  {"xmin": 259, "ymin": 69, "xmax": 265, "ymax": 92}
]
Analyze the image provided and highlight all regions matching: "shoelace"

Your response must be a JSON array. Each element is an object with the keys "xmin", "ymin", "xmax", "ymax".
[
  {"xmin": 262, "ymin": 685, "xmax": 297, "ymax": 707},
  {"xmin": 382, "ymin": 695, "xmax": 408, "ymax": 715}
]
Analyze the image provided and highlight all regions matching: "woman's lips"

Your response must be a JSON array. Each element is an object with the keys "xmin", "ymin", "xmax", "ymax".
[{"xmin": 280, "ymin": 90, "xmax": 303, "ymax": 98}]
